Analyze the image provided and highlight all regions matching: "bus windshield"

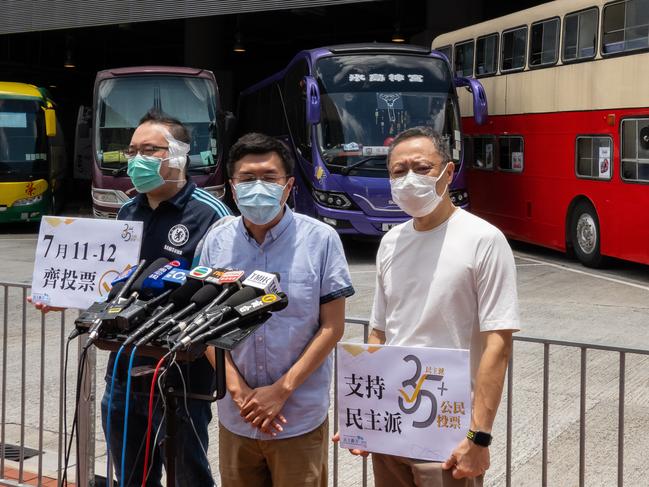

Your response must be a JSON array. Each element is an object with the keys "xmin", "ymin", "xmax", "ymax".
[
  {"xmin": 315, "ymin": 54, "xmax": 459, "ymax": 177},
  {"xmin": 0, "ymin": 98, "xmax": 47, "ymax": 170},
  {"xmin": 95, "ymin": 76, "xmax": 218, "ymax": 171}
]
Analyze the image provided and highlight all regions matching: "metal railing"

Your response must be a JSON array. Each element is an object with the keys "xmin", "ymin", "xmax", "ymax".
[
  {"xmin": 1, "ymin": 283, "xmax": 648, "ymax": 487},
  {"xmin": 333, "ymin": 319, "xmax": 649, "ymax": 487},
  {"xmin": 0, "ymin": 282, "xmax": 93, "ymax": 487}
]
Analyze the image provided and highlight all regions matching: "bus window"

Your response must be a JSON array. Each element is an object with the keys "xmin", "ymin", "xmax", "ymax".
[
  {"xmin": 530, "ymin": 18, "xmax": 560, "ymax": 67},
  {"xmin": 621, "ymin": 118, "xmax": 649, "ymax": 182},
  {"xmin": 563, "ymin": 8, "xmax": 598, "ymax": 61},
  {"xmin": 472, "ymin": 136, "xmax": 496, "ymax": 170},
  {"xmin": 454, "ymin": 40, "xmax": 475, "ymax": 77},
  {"xmin": 603, "ymin": 0, "xmax": 649, "ymax": 54},
  {"xmin": 498, "ymin": 136, "xmax": 524, "ymax": 172},
  {"xmin": 282, "ymin": 60, "xmax": 311, "ymax": 161},
  {"xmin": 501, "ymin": 26, "xmax": 528, "ymax": 72},
  {"xmin": 437, "ymin": 45, "xmax": 453, "ymax": 66},
  {"xmin": 476, "ymin": 33, "xmax": 499, "ymax": 76},
  {"xmin": 576, "ymin": 136, "xmax": 613, "ymax": 180}
]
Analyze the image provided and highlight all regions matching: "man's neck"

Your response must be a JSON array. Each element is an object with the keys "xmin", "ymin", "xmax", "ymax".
[
  {"xmin": 412, "ymin": 199, "xmax": 457, "ymax": 232},
  {"xmin": 146, "ymin": 180, "xmax": 187, "ymax": 210},
  {"xmin": 243, "ymin": 207, "xmax": 286, "ymax": 245}
]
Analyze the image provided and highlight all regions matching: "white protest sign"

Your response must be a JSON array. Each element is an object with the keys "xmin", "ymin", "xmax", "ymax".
[
  {"xmin": 30, "ymin": 216, "xmax": 143, "ymax": 308},
  {"xmin": 337, "ymin": 342, "xmax": 471, "ymax": 462}
]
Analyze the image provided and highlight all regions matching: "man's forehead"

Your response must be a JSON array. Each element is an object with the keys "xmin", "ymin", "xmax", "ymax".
[
  {"xmin": 130, "ymin": 122, "xmax": 168, "ymax": 145},
  {"xmin": 235, "ymin": 152, "xmax": 283, "ymax": 171},
  {"xmin": 391, "ymin": 137, "xmax": 441, "ymax": 162}
]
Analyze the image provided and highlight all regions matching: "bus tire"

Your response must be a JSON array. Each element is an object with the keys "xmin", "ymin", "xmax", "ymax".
[{"xmin": 570, "ymin": 201, "xmax": 603, "ymax": 268}]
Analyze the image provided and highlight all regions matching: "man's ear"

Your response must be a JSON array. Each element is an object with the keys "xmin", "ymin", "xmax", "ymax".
[{"xmin": 229, "ymin": 180, "xmax": 237, "ymax": 203}]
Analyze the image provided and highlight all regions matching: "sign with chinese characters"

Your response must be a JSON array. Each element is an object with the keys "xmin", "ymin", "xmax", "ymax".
[
  {"xmin": 337, "ymin": 342, "xmax": 470, "ymax": 461},
  {"xmin": 30, "ymin": 216, "xmax": 143, "ymax": 308}
]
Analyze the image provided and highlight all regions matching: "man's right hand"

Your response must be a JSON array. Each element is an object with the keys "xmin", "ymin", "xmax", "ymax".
[
  {"xmin": 332, "ymin": 432, "xmax": 370, "ymax": 457},
  {"xmin": 26, "ymin": 296, "xmax": 65, "ymax": 314}
]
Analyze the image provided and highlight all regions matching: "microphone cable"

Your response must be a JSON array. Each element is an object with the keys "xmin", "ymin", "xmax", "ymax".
[
  {"xmin": 60, "ymin": 341, "xmax": 89, "ymax": 487},
  {"xmin": 172, "ymin": 360, "xmax": 215, "ymax": 485},
  {"xmin": 141, "ymin": 350, "xmax": 172, "ymax": 487},
  {"xmin": 104, "ymin": 344, "xmax": 126, "ymax": 482},
  {"xmin": 119, "ymin": 345, "xmax": 139, "ymax": 487}
]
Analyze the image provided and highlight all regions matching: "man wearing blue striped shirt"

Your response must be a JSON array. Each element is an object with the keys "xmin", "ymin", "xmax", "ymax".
[{"xmin": 102, "ymin": 110, "xmax": 232, "ymax": 486}]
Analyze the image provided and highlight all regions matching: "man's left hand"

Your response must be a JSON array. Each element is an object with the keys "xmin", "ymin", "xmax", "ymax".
[
  {"xmin": 442, "ymin": 438, "xmax": 489, "ymax": 479},
  {"xmin": 240, "ymin": 382, "xmax": 290, "ymax": 435}
]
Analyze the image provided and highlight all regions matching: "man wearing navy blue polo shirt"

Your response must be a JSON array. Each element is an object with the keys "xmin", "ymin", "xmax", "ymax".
[
  {"xmin": 101, "ymin": 110, "xmax": 231, "ymax": 487},
  {"xmin": 199, "ymin": 133, "xmax": 354, "ymax": 487}
]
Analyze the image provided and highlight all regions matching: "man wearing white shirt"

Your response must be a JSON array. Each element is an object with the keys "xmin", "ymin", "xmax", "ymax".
[{"xmin": 348, "ymin": 126, "xmax": 520, "ymax": 487}]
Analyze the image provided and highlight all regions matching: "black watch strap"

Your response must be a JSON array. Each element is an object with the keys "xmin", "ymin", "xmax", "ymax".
[{"xmin": 467, "ymin": 429, "xmax": 492, "ymax": 447}]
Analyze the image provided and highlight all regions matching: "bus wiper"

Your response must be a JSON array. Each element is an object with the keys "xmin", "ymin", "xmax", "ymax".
[
  {"xmin": 109, "ymin": 165, "xmax": 128, "ymax": 176},
  {"xmin": 340, "ymin": 156, "xmax": 385, "ymax": 175}
]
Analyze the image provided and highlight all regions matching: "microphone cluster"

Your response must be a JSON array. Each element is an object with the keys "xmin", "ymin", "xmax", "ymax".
[{"xmin": 74, "ymin": 259, "xmax": 288, "ymax": 353}]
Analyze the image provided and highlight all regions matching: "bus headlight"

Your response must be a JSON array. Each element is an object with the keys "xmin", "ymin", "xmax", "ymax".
[
  {"xmin": 450, "ymin": 189, "xmax": 469, "ymax": 206},
  {"xmin": 13, "ymin": 194, "xmax": 44, "ymax": 206},
  {"xmin": 312, "ymin": 189, "xmax": 353, "ymax": 210},
  {"xmin": 91, "ymin": 188, "xmax": 129, "ymax": 207}
]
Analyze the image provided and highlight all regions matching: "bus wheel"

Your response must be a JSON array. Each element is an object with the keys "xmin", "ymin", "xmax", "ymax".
[{"xmin": 570, "ymin": 201, "xmax": 603, "ymax": 268}]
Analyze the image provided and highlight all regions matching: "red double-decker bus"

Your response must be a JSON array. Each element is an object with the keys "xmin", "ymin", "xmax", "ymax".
[{"xmin": 433, "ymin": 0, "xmax": 649, "ymax": 267}]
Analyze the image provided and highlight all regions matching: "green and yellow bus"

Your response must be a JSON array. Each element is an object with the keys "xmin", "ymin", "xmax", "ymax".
[{"xmin": 0, "ymin": 82, "xmax": 67, "ymax": 222}]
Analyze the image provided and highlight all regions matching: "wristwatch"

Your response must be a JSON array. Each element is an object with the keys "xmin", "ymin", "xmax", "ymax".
[{"xmin": 466, "ymin": 429, "xmax": 492, "ymax": 447}]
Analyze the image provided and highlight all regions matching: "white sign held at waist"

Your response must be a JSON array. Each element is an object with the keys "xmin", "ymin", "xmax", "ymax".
[
  {"xmin": 30, "ymin": 216, "xmax": 143, "ymax": 309},
  {"xmin": 337, "ymin": 342, "xmax": 471, "ymax": 462}
]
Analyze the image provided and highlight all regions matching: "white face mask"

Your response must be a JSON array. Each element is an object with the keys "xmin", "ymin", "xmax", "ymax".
[{"xmin": 390, "ymin": 163, "xmax": 450, "ymax": 217}]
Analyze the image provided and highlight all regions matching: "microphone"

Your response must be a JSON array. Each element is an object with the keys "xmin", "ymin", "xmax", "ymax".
[
  {"xmin": 122, "ymin": 279, "xmax": 203, "ymax": 347},
  {"xmin": 150, "ymin": 283, "xmax": 221, "ymax": 342},
  {"xmin": 84, "ymin": 258, "xmax": 174, "ymax": 349},
  {"xmin": 71, "ymin": 281, "xmax": 126, "ymax": 338},
  {"xmin": 187, "ymin": 292, "xmax": 289, "ymax": 348},
  {"xmin": 173, "ymin": 269, "xmax": 247, "ymax": 340},
  {"xmin": 171, "ymin": 287, "xmax": 264, "ymax": 352},
  {"xmin": 242, "ymin": 270, "xmax": 282, "ymax": 294}
]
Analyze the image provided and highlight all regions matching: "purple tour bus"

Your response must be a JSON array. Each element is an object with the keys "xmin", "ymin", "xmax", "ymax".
[
  {"xmin": 237, "ymin": 43, "xmax": 487, "ymax": 235},
  {"xmin": 89, "ymin": 66, "xmax": 226, "ymax": 218}
]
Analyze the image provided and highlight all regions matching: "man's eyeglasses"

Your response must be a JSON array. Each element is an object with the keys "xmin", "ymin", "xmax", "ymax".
[
  {"xmin": 231, "ymin": 174, "xmax": 288, "ymax": 184},
  {"xmin": 122, "ymin": 145, "xmax": 169, "ymax": 158}
]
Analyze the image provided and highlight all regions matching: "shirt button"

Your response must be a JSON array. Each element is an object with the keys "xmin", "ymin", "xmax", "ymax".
[
  {"xmin": 258, "ymin": 365, "xmax": 263, "ymax": 371},
  {"xmin": 257, "ymin": 336, "xmax": 263, "ymax": 342}
]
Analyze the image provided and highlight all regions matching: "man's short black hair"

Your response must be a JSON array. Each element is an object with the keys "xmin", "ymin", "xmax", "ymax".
[
  {"xmin": 139, "ymin": 109, "xmax": 191, "ymax": 145},
  {"xmin": 228, "ymin": 132, "xmax": 294, "ymax": 176},
  {"xmin": 387, "ymin": 126, "xmax": 452, "ymax": 166}
]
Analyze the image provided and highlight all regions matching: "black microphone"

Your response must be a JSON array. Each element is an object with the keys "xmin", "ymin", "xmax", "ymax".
[
  {"xmin": 153, "ymin": 283, "xmax": 221, "ymax": 342},
  {"xmin": 171, "ymin": 287, "xmax": 264, "ymax": 352},
  {"xmin": 84, "ymin": 258, "xmax": 172, "ymax": 349},
  {"xmin": 174, "ymin": 271, "xmax": 247, "ymax": 341},
  {"xmin": 189, "ymin": 292, "xmax": 289, "ymax": 347},
  {"xmin": 71, "ymin": 281, "xmax": 126, "ymax": 339},
  {"xmin": 122, "ymin": 279, "xmax": 203, "ymax": 347}
]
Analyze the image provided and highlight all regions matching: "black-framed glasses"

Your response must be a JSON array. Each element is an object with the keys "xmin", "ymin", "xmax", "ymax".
[
  {"xmin": 231, "ymin": 174, "xmax": 289, "ymax": 184},
  {"xmin": 122, "ymin": 145, "xmax": 169, "ymax": 158}
]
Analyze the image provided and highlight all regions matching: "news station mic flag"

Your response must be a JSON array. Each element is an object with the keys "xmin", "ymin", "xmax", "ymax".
[{"xmin": 31, "ymin": 216, "xmax": 143, "ymax": 308}]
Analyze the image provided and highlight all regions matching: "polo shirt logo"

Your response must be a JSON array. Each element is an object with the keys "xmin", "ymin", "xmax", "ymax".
[{"xmin": 168, "ymin": 224, "xmax": 190, "ymax": 247}]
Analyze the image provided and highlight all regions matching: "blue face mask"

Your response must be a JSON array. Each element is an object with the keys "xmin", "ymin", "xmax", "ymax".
[
  {"xmin": 127, "ymin": 154, "xmax": 165, "ymax": 193},
  {"xmin": 234, "ymin": 180, "xmax": 287, "ymax": 225}
]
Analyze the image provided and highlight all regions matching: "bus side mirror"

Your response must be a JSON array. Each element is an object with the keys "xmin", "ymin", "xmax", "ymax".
[
  {"xmin": 304, "ymin": 76, "xmax": 321, "ymax": 125},
  {"xmin": 45, "ymin": 108, "xmax": 57, "ymax": 137},
  {"xmin": 454, "ymin": 77, "xmax": 488, "ymax": 126}
]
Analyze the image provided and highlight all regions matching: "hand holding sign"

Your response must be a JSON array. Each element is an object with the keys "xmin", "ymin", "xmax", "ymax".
[{"xmin": 30, "ymin": 216, "xmax": 143, "ymax": 309}]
